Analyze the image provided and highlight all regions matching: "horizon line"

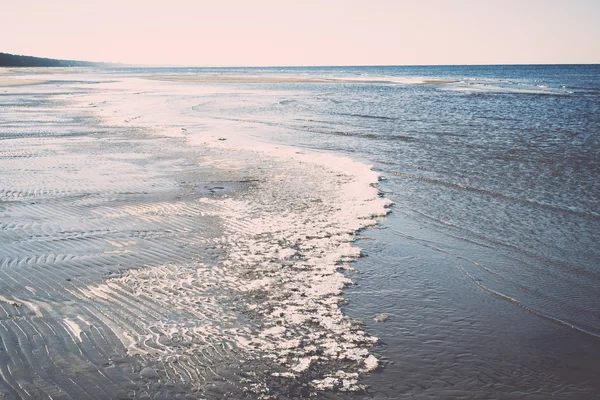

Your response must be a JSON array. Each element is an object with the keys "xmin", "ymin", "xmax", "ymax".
[
  {"xmin": 103, "ymin": 62, "xmax": 600, "ymax": 68},
  {"xmin": 2, "ymin": 52, "xmax": 599, "ymax": 69}
]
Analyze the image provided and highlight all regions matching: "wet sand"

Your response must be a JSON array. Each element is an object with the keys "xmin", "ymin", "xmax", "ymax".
[
  {"xmin": 0, "ymin": 78, "xmax": 48, "ymax": 86},
  {"xmin": 0, "ymin": 76, "xmax": 389, "ymax": 398},
  {"xmin": 0, "ymin": 109, "xmax": 230, "ymax": 397}
]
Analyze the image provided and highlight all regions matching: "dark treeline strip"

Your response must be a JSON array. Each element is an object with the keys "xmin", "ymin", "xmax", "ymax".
[{"xmin": 0, "ymin": 52, "xmax": 104, "ymax": 67}]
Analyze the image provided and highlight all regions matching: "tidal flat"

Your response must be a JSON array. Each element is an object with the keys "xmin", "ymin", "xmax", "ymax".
[{"xmin": 1, "ymin": 65, "xmax": 599, "ymax": 399}]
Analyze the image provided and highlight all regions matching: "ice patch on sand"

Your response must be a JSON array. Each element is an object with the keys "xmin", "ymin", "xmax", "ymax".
[
  {"xmin": 74, "ymin": 77, "xmax": 391, "ymax": 394},
  {"xmin": 186, "ymin": 143, "xmax": 391, "ymax": 391}
]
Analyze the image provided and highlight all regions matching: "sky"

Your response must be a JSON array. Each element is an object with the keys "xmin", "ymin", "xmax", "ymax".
[{"xmin": 2, "ymin": 0, "xmax": 599, "ymax": 66}]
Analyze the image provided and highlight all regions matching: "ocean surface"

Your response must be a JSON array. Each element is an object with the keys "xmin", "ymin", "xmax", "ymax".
[{"xmin": 1, "ymin": 64, "xmax": 599, "ymax": 398}]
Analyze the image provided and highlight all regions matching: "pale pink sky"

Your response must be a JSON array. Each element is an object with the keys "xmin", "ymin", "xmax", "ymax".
[{"xmin": 3, "ymin": 0, "xmax": 599, "ymax": 66}]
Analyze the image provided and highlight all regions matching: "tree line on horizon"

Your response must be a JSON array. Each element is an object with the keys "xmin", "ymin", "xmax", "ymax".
[{"xmin": 0, "ymin": 52, "xmax": 103, "ymax": 67}]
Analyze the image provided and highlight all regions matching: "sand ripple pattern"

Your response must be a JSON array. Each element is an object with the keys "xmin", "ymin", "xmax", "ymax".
[
  {"xmin": 94, "ymin": 148, "xmax": 391, "ymax": 396},
  {"xmin": 0, "ymin": 94, "xmax": 239, "ymax": 398},
  {"xmin": 0, "ymin": 78, "xmax": 389, "ymax": 398}
]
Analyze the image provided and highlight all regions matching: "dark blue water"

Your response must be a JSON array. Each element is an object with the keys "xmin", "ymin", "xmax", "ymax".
[{"xmin": 109, "ymin": 64, "xmax": 600, "ymax": 397}]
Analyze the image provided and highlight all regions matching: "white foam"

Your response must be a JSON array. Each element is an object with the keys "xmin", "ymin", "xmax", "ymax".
[{"xmin": 68, "ymin": 74, "xmax": 391, "ymax": 393}]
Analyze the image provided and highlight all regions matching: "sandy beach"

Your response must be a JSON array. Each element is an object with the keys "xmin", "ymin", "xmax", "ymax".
[{"xmin": 0, "ymin": 73, "xmax": 390, "ymax": 398}]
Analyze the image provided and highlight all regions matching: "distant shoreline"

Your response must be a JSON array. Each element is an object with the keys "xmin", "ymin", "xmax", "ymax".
[{"xmin": 0, "ymin": 52, "xmax": 103, "ymax": 68}]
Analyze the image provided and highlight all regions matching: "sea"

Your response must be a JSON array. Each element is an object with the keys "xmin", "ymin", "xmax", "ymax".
[{"xmin": 1, "ymin": 64, "xmax": 599, "ymax": 399}]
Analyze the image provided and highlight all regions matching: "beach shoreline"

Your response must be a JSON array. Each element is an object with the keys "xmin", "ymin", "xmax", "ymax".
[{"xmin": 0, "ymin": 73, "xmax": 392, "ymax": 398}]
